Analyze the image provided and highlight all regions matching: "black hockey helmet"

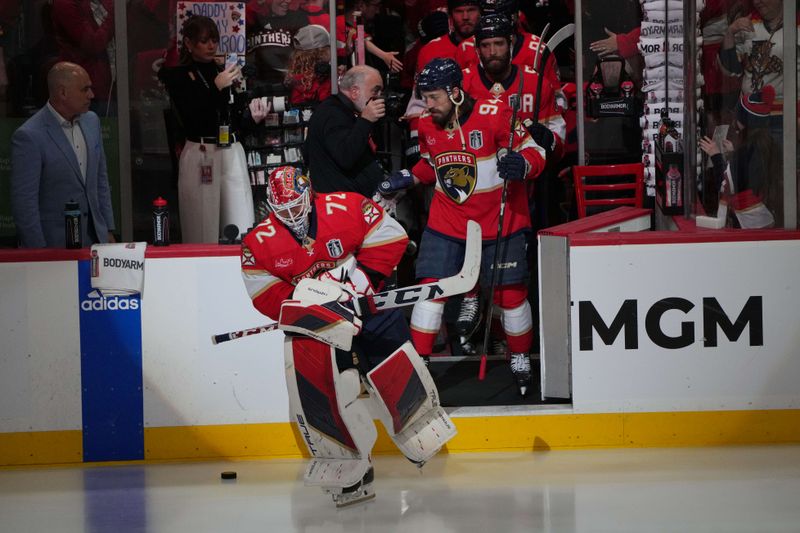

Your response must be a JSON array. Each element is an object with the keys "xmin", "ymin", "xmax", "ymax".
[
  {"xmin": 479, "ymin": 0, "xmax": 517, "ymax": 16},
  {"xmin": 416, "ymin": 58, "xmax": 464, "ymax": 98},
  {"xmin": 447, "ymin": 0, "xmax": 480, "ymax": 12},
  {"xmin": 475, "ymin": 13, "xmax": 514, "ymax": 43}
]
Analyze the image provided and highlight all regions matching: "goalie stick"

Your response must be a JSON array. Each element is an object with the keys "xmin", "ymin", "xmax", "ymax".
[{"xmin": 212, "ymin": 220, "xmax": 482, "ymax": 345}]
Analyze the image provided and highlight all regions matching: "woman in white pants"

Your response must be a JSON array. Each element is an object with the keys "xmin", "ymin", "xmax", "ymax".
[{"xmin": 159, "ymin": 15, "xmax": 254, "ymax": 243}]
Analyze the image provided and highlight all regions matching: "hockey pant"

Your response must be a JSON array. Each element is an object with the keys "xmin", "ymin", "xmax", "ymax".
[
  {"xmin": 410, "ymin": 282, "xmax": 533, "ymax": 355},
  {"xmin": 284, "ymin": 336, "xmax": 455, "ymax": 490}
]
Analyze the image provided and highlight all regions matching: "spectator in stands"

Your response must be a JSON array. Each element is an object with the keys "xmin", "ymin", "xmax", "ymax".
[
  {"xmin": 286, "ymin": 24, "xmax": 333, "ymax": 105},
  {"xmin": 246, "ymin": 0, "xmax": 310, "ymax": 84},
  {"xmin": 343, "ymin": 0, "xmax": 403, "ymax": 72},
  {"xmin": 51, "ymin": 0, "xmax": 116, "ymax": 115}
]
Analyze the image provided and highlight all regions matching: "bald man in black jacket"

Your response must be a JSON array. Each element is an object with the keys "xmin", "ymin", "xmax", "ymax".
[{"xmin": 304, "ymin": 65, "xmax": 387, "ymax": 196}]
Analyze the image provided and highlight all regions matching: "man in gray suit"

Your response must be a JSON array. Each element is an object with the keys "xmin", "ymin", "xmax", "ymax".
[{"xmin": 11, "ymin": 62, "xmax": 116, "ymax": 248}]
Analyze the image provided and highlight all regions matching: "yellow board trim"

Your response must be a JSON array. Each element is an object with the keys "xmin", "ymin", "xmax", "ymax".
[
  {"xmin": 4, "ymin": 410, "xmax": 800, "ymax": 466},
  {"xmin": 0, "ymin": 430, "xmax": 83, "ymax": 466}
]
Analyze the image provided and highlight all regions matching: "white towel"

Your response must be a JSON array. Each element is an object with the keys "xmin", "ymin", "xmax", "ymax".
[{"xmin": 90, "ymin": 242, "xmax": 147, "ymax": 297}]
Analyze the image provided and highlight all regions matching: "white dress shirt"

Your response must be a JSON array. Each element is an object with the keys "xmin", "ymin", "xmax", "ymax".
[{"xmin": 47, "ymin": 102, "xmax": 87, "ymax": 182}]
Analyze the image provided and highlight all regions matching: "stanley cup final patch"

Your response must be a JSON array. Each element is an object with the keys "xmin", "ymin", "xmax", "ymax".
[
  {"xmin": 433, "ymin": 151, "xmax": 478, "ymax": 205},
  {"xmin": 469, "ymin": 130, "xmax": 484, "ymax": 150},
  {"xmin": 326, "ymin": 239, "xmax": 344, "ymax": 258}
]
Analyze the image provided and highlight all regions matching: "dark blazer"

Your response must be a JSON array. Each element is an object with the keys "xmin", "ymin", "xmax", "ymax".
[
  {"xmin": 10, "ymin": 106, "xmax": 115, "ymax": 248},
  {"xmin": 304, "ymin": 93, "xmax": 386, "ymax": 197}
]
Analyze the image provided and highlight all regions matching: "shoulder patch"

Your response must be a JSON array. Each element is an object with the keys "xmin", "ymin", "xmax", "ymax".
[
  {"xmin": 361, "ymin": 199, "xmax": 381, "ymax": 225},
  {"xmin": 241, "ymin": 245, "xmax": 256, "ymax": 267}
]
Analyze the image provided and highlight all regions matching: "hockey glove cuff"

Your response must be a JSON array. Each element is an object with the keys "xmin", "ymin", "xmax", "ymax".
[
  {"xmin": 378, "ymin": 169, "xmax": 414, "ymax": 195},
  {"xmin": 496, "ymin": 150, "xmax": 529, "ymax": 182},
  {"xmin": 524, "ymin": 120, "xmax": 556, "ymax": 156}
]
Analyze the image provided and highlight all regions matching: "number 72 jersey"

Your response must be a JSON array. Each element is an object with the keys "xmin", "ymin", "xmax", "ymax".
[{"xmin": 241, "ymin": 192, "xmax": 409, "ymax": 320}]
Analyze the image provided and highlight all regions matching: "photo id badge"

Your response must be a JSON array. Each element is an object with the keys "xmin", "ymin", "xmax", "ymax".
[{"xmin": 200, "ymin": 152, "xmax": 213, "ymax": 185}]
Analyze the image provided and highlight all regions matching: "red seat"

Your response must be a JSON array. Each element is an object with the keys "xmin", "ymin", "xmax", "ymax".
[{"xmin": 572, "ymin": 163, "xmax": 645, "ymax": 218}]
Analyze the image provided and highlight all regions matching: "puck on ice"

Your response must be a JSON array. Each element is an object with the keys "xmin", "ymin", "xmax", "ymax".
[{"xmin": 221, "ymin": 471, "xmax": 237, "ymax": 480}]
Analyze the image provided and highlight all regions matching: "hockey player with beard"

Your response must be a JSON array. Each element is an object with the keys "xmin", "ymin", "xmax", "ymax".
[
  {"xmin": 241, "ymin": 166, "xmax": 457, "ymax": 506},
  {"xmin": 463, "ymin": 13, "xmax": 566, "ymax": 162},
  {"xmin": 379, "ymin": 58, "xmax": 546, "ymax": 395},
  {"xmin": 416, "ymin": 0, "xmax": 481, "ymax": 74},
  {"xmin": 456, "ymin": 14, "xmax": 565, "ymax": 350},
  {"xmin": 456, "ymin": 0, "xmax": 560, "ymax": 88}
]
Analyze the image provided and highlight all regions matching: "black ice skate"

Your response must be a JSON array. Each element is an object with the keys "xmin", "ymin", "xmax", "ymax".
[
  {"xmin": 329, "ymin": 467, "xmax": 375, "ymax": 508},
  {"xmin": 509, "ymin": 352, "xmax": 531, "ymax": 396},
  {"xmin": 455, "ymin": 293, "xmax": 482, "ymax": 342}
]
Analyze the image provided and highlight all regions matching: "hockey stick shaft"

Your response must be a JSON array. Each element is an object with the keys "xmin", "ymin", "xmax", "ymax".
[
  {"xmin": 354, "ymin": 220, "xmax": 481, "ymax": 316},
  {"xmin": 212, "ymin": 323, "xmax": 279, "ymax": 345}
]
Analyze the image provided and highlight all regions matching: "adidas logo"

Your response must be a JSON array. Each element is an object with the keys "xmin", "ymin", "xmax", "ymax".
[{"xmin": 81, "ymin": 290, "xmax": 140, "ymax": 311}]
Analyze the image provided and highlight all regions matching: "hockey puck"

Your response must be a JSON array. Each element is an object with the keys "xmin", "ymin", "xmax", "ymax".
[{"xmin": 221, "ymin": 471, "xmax": 237, "ymax": 480}]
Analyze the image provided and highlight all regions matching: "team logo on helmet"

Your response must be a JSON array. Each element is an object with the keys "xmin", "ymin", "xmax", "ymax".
[
  {"xmin": 326, "ymin": 239, "xmax": 344, "ymax": 258},
  {"xmin": 469, "ymin": 130, "xmax": 484, "ymax": 150},
  {"xmin": 434, "ymin": 151, "xmax": 478, "ymax": 204}
]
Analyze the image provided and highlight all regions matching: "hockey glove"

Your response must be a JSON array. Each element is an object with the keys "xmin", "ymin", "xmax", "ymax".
[
  {"xmin": 378, "ymin": 169, "xmax": 414, "ymax": 196},
  {"xmin": 496, "ymin": 150, "xmax": 528, "ymax": 182},
  {"xmin": 317, "ymin": 255, "xmax": 376, "ymax": 300},
  {"xmin": 524, "ymin": 120, "xmax": 556, "ymax": 157}
]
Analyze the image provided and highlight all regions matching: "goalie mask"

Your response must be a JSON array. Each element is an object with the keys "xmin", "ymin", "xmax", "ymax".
[{"xmin": 267, "ymin": 166, "xmax": 312, "ymax": 240}]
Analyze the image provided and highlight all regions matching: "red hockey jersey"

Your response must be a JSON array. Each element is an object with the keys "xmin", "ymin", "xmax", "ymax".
[
  {"xmin": 241, "ymin": 193, "xmax": 408, "ymax": 320},
  {"xmin": 462, "ymin": 64, "xmax": 566, "ymax": 146},
  {"xmin": 417, "ymin": 33, "xmax": 468, "ymax": 74},
  {"xmin": 456, "ymin": 31, "xmax": 559, "ymax": 86},
  {"xmin": 411, "ymin": 98, "xmax": 546, "ymax": 240}
]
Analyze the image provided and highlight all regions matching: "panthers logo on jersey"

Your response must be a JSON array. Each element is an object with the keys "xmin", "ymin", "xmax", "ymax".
[{"xmin": 433, "ymin": 151, "xmax": 478, "ymax": 205}]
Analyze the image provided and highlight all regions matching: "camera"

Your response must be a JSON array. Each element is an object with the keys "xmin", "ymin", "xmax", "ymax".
[{"xmin": 382, "ymin": 72, "xmax": 407, "ymax": 119}]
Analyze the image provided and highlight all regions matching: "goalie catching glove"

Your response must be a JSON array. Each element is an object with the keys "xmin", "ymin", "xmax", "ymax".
[{"xmin": 317, "ymin": 256, "xmax": 376, "ymax": 301}]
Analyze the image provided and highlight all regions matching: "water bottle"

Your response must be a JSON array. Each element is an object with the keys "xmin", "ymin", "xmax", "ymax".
[
  {"xmin": 152, "ymin": 197, "xmax": 170, "ymax": 246},
  {"xmin": 64, "ymin": 200, "xmax": 82, "ymax": 249},
  {"xmin": 666, "ymin": 165, "xmax": 682, "ymax": 209}
]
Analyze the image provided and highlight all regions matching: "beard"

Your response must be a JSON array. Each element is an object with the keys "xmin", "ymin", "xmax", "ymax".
[
  {"xmin": 430, "ymin": 106, "xmax": 455, "ymax": 128},
  {"xmin": 482, "ymin": 56, "xmax": 510, "ymax": 79}
]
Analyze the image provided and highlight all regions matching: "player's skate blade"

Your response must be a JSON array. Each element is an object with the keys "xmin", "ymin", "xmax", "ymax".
[{"xmin": 509, "ymin": 352, "xmax": 531, "ymax": 396}]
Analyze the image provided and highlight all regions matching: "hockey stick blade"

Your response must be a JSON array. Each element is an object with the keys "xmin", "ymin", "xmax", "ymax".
[
  {"xmin": 354, "ymin": 220, "xmax": 481, "ymax": 316},
  {"xmin": 545, "ymin": 23, "xmax": 575, "ymax": 54}
]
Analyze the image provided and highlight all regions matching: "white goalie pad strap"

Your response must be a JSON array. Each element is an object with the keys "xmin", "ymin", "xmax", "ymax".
[
  {"xmin": 278, "ymin": 299, "xmax": 362, "ymax": 351},
  {"xmin": 366, "ymin": 341, "xmax": 456, "ymax": 464},
  {"xmin": 284, "ymin": 336, "xmax": 376, "ymax": 489}
]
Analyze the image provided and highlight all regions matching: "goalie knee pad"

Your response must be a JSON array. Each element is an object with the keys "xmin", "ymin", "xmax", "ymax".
[
  {"xmin": 365, "ymin": 341, "xmax": 456, "ymax": 466},
  {"xmin": 284, "ymin": 336, "xmax": 376, "ymax": 490},
  {"xmin": 410, "ymin": 300, "xmax": 445, "ymax": 355}
]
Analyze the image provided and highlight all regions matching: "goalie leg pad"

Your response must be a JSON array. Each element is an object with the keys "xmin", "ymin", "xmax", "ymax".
[
  {"xmin": 279, "ymin": 299, "xmax": 362, "ymax": 351},
  {"xmin": 366, "ymin": 341, "xmax": 457, "ymax": 465},
  {"xmin": 284, "ymin": 336, "xmax": 376, "ymax": 489}
]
